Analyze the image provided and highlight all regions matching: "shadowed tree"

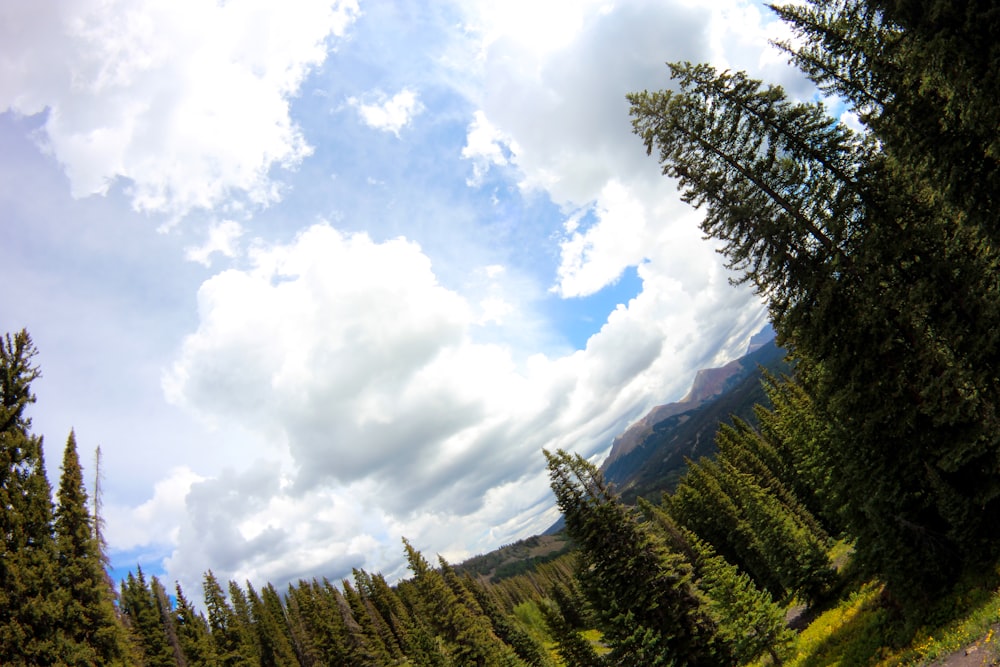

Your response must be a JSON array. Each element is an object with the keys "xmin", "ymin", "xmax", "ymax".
[
  {"xmin": 54, "ymin": 430, "xmax": 130, "ymax": 664},
  {"xmin": 545, "ymin": 449, "xmax": 733, "ymax": 666},
  {"xmin": 404, "ymin": 538, "xmax": 525, "ymax": 666},
  {"xmin": 0, "ymin": 330, "xmax": 60, "ymax": 665},
  {"xmin": 629, "ymin": 51, "xmax": 1000, "ymax": 605}
]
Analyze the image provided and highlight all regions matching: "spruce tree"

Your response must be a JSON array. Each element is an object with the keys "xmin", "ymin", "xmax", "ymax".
[
  {"xmin": 153, "ymin": 575, "xmax": 187, "ymax": 666},
  {"xmin": 544, "ymin": 449, "xmax": 733, "ymax": 666},
  {"xmin": 462, "ymin": 573, "xmax": 553, "ymax": 667},
  {"xmin": 228, "ymin": 581, "xmax": 262, "ymax": 664},
  {"xmin": 353, "ymin": 568, "xmax": 425, "ymax": 662},
  {"xmin": 282, "ymin": 583, "xmax": 321, "ymax": 667},
  {"xmin": 54, "ymin": 430, "xmax": 130, "ymax": 665},
  {"xmin": 538, "ymin": 597, "xmax": 604, "ymax": 667},
  {"xmin": 0, "ymin": 330, "xmax": 60, "ymax": 665},
  {"xmin": 174, "ymin": 583, "xmax": 217, "ymax": 667},
  {"xmin": 629, "ymin": 49, "xmax": 1000, "ymax": 604},
  {"xmin": 639, "ymin": 498, "xmax": 793, "ymax": 665},
  {"xmin": 202, "ymin": 570, "xmax": 245, "ymax": 666},
  {"xmin": 121, "ymin": 568, "xmax": 176, "ymax": 667},
  {"xmin": 404, "ymin": 538, "xmax": 524, "ymax": 666},
  {"xmin": 773, "ymin": 0, "xmax": 1000, "ymax": 243},
  {"xmin": 342, "ymin": 578, "xmax": 398, "ymax": 664},
  {"xmin": 284, "ymin": 580, "xmax": 351, "ymax": 666},
  {"xmin": 666, "ymin": 459, "xmax": 779, "ymax": 598},
  {"xmin": 247, "ymin": 582, "xmax": 298, "ymax": 667}
]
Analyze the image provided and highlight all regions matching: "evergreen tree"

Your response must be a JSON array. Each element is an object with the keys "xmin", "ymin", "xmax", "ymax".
[
  {"xmin": 228, "ymin": 581, "xmax": 262, "ymax": 664},
  {"xmin": 629, "ymin": 51, "xmax": 1000, "ymax": 604},
  {"xmin": 53, "ymin": 430, "xmax": 130, "ymax": 665},
  {"xmin": 324, "ymin": 577, "xmax": 389, "ymax": 666},
  {"xmin": 639, "ymin": 498, "xmax": 794, "ymax": 666},
  {"xmin": 354, "ymin": 568, "xmax": 428, "ymax": 663},
  {"xmin": 538, "ymin": 597, "xmax": 604, "ymax": 667},
  {"xmin": 462, "ymin": 574, "xmax": 553, "ymax": 667},
  {"xmin": 247, "ymin": 582, "xmax": 298, "ymax": 667},
  {"xmin": 666, "ymin": 459, "xmax": 780, "ymax": 598},
  {"xmin": 0, "ymin": 330, "xmax": 61, "ymax": 665},
  {"xmin": 282, "ymin": 583, "xmax": 322, "ymax": 667},
  {"xmin": 373, "ymin": 573, "xmax": 450, "ymax": 667},
  {"xmin": 720, "ymin": 460, "xmax": 834, "ymax": 604},
  {"xmin": 341, "ymin": 578, "xmax": 397, "ymax": 665},
  {"xmin": 284, "ymin": 580, "xmax": 352, "ymax": 666},
  {"xmin": 203, "ymin": 570, "xmax": 245, "ymax": 666},
  {"xmin": 715, "ymin": 418, "xmax": 829, "ymax": 542},
  {"xmin": 404, "ymin": 538, "xmax": 524, "ymax": 666},
  {"xmin": 773, "ymin": 0, "xmax": 1000, "ymax": 243},
  {"xmin": 752, "ymin": 375, "xmax": 843, "ymax": 535},
  {"xmin": 667, "ymin": 455, "xmax": 834, "ymax": 604},
  {"xmin": 174, "ymin": 583, "xmax": 217, "ymax": 667},
  {"xmin": 121, "ymin": 568, "xmax": 176, "ymax": 667},
  {"xmin": 152, "ymin": 575, "xmax": 187, "ymax": 666},
  {"xmin": 544, "ymin": 449, "xmax": 733, "ymax": 666}
]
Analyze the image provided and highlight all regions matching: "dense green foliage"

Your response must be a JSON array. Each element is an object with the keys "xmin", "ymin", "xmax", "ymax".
[
  {"xmin": 544, "ymin": 449, "xmax": 734, "ymax": 666},
  {"xmin": 0, "ymin": 331, "xmax": 131, "ymax": 665},
  {"xmin": 55, "ymin": 431, "xmax": 132, "ymax": 664},
  {"xmin": 629, "ymin": 0, "xmax": 1000, "ymax": 608}
]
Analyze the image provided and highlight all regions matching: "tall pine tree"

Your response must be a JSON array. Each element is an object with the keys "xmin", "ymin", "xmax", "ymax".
[
  {"xmin": 0, "ymin": 330, "xmax": 61, "ymax": 665},
  {"xmin": 54, "ymin": 430, "xmax": 130, "ymax": 665},
  {"xmin": 544, "ymin": 449, "xmax": 733, "ymax": 666},
  {"xmin": 629, "ymin": 47, "xmax": 1000, "ymax": 604}
]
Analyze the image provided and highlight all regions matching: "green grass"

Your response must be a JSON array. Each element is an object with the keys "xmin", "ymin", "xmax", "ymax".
[
  {"xmin": 767, "ymin": 567, "xmax": 1000, "ymax": 667},
  {"xmin": 579, "ymin": 629, "xmax": 610, "ymax": 656},
  {"xmin": 783, "ymin": 582, "xmax": 894, "ymax": 666},
  {"xmin": 883, "ymin": 578, "xmax": 1000, "ymax": 666}
]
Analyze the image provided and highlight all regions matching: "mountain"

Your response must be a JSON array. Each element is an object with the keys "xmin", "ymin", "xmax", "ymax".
[
  {"xmin": 454, "ymin": 534, "xmax": 572, "ymax": 584},
  {"xmin": 542, "ymin": 332, "xmax": 789, "ymax": 535},
  {"xmin": 600, "ymin": 357, "xmax": 746, "ymax": 471},
  {"xmin": 601, "ymin": 337, "xmax": 790, "ymax": 505}
]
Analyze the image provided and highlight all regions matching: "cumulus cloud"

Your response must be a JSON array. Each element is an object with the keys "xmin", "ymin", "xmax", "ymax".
[
  {"xmin": 461, "ymin": 110, "xmax": 517, "ymax": 186},
  {"xmin": 456, "ymin": 0, "xmax": 807, "ymax": 297},
  {"xmin": 0, "ymin": 0, "xmax": 360, "ymax": 217},
  {"xmin": 184, "ymin": 220, "xmax": 245, "ymax": 267},
  {"xmin": 554, "ymin": 180, "xmax": 650, "ymax": 298},
  {"xmin": 104, "ymin": 466, "xmax": 205, "ymax": 551},
  {"xmin": 62, "ymin": 0, "xmax": 780, "ymax": 596},
  {"xmin": 348, "ymin": 88, "xmax": 424, "ymax": 137},
  {"xmin": 159, "ymin": 221, "xmax": 766, "ymax": 588}
]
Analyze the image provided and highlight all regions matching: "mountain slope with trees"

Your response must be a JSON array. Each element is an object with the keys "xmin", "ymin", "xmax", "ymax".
[{"xmin": 603, "ymin": 338, "xmax": 791, "ymax": 504}]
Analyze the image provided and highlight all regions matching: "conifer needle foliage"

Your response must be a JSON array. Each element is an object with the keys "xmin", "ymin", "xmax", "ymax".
[{"xmin": 629, "ymin": 0, "xmax": 1000, "ymax": 608}]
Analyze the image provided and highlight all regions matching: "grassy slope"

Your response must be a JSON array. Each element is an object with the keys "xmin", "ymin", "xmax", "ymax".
[{"xmin": 762, "ymin": 565, "xmax": 1000, "ymax": 666}]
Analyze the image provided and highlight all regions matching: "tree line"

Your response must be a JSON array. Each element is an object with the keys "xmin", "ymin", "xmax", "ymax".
[{"xmin": 2, "ymin": 330, "xmax": 560, "ymax": 665}]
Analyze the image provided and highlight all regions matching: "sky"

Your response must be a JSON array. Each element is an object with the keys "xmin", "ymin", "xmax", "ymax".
[{"xmin": 0, "ymin": 0, "xmax": 816, "ymax": 594}]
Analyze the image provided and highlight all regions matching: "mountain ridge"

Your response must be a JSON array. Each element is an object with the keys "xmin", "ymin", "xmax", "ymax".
[{"xmin": 603, "ymin": 338, "xmax": 789, "ymax": 504}]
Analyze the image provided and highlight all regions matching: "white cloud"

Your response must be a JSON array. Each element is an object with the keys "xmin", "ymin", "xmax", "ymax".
[
  {"xmin": 461, "ymin": 110, "xmax": 517, "ymax": 186},
  {"xmin": 554, "ymin": 179, "xmax": 649, "ymax": 298},
  {"xmin": 348, "ymin": 88, "xmax": 424, "ymax": 137},
  {"xmin": 184, "ymin": 220, "xmax": 245, "ymax": 267},
  {"xmin": 452, "ymin": 0, "xmax": 809, "ymax": 297},
  {"xmin": 12, "ymin": 0, "xmax": 794, "ymax": 592},
  {"xmin": 104, "ymin": 466, "xmax": 205, "ymax": 551},
  {"xmin": 0, "ymin": 0, "xmax": 360, "ymax": 217},
  {"xmin": 158, "ymin": 221, "xmax": 766, "ymax": 589}
]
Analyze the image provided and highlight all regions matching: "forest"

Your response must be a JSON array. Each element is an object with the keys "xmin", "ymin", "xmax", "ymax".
[{"xmin": 3, "ymin": 0, "xmax": 1000, "ymax": 664}]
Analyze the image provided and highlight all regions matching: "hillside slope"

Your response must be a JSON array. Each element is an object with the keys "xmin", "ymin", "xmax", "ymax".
[{"xmin": 602, "ymin": 339, "xmax": 790, "ymax": 504}]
